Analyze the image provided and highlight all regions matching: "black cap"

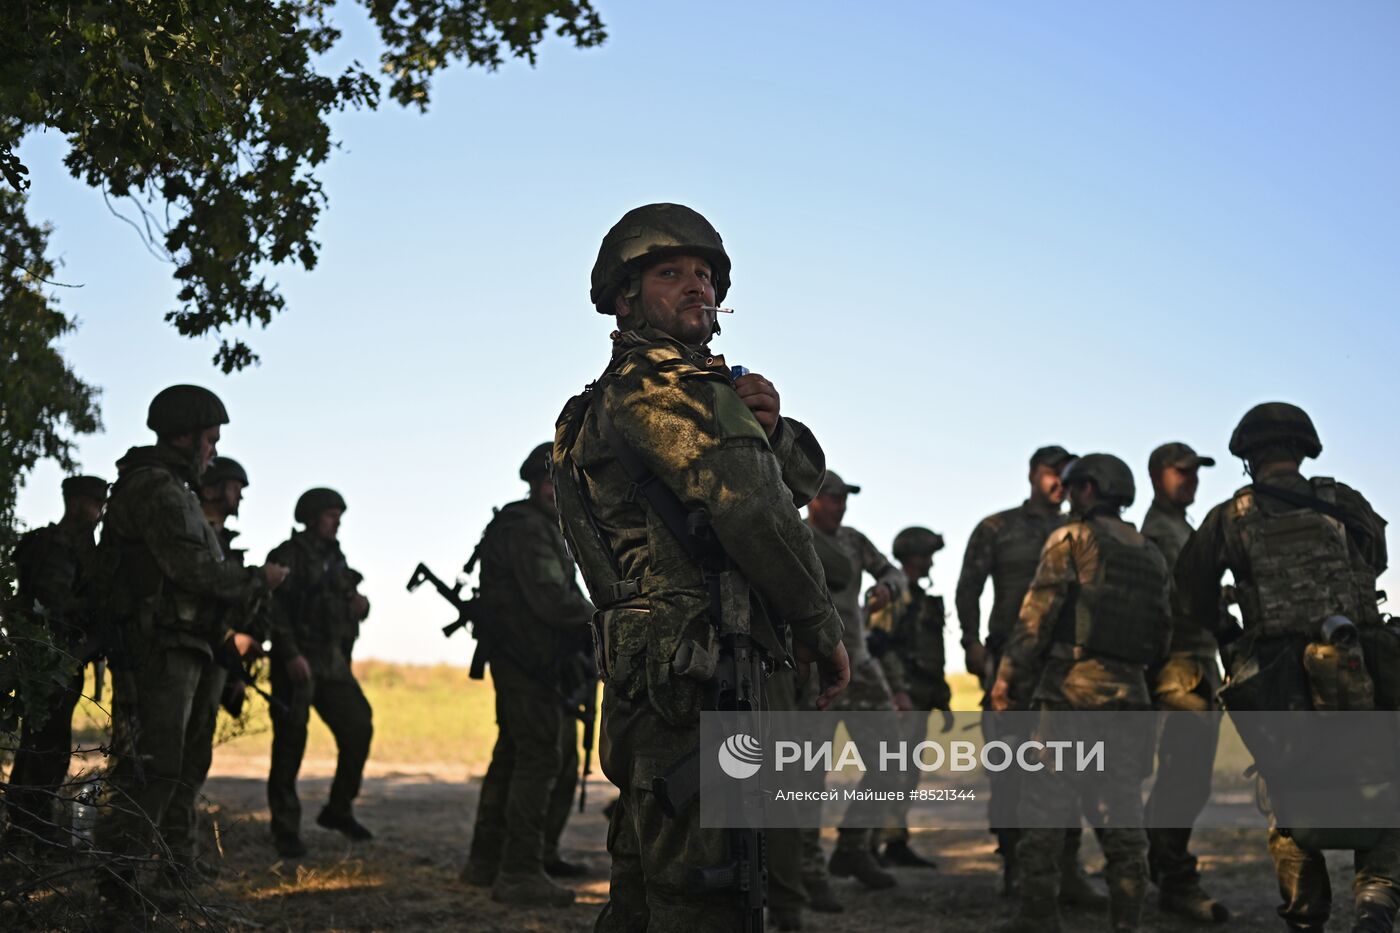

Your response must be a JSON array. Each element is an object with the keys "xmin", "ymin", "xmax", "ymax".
[
  {"xmin": 1148, "ymin": 442, "xmax": 1216, "ymax": 474},
  {"xmin": 1030, "ymin": 445, "xmax": 1077, "ymax": 471},
  {"xmin": 61, "ymin": 475, "xmax": 109, "ymax": 502}
]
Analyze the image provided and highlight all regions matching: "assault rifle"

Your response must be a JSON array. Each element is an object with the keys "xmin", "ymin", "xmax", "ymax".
[{"xmin": 406, "ymin": 561, "xmax": 598, "ymax": 810}]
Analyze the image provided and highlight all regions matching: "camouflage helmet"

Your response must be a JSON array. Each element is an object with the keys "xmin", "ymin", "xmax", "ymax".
[
  {"xmin": 1060, "ymin": 453, "xmax": 1136, "ymax": 508},
  {"xmin": 147, "ymin": 385, "xmax": 228, "ymax": 436},
  {"xmin": 201, "ymin": 456, "xmax": 249, "ymax": 489},
  {"xmin": 1228, "ymin": 402, "xmax": 1322, "ymax": 460},
  {"xmin": 520, "ymin": 442, "xmax": 552, "ymax": 483},
  {"xmin": 294, "ymin": 487, "xmax": 347, "ymax": 525},
  {"xmin": 892, "ymin": 526, "xmax": 945, "ymax": 560},
  {"xmin": 590, "ymin": 203, "xmax": 731, "ymax": 311}
]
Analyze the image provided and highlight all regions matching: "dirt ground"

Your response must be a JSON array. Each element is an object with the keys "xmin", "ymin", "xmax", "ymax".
[{"xmin": 6, "ymin": 755, "xmax": 1367, "ymax": 932}]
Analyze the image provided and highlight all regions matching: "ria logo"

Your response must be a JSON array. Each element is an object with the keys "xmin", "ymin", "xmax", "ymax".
[{"xmin": 718, "ymin": 733, "xmax": 764, "ymax": 780}]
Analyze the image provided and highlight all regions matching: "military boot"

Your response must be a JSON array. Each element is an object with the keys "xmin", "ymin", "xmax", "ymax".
[
  {"xmin": 1059, "ymin": 861, "xmax": 1109, "ymax": 909},
  {"xmin": 1352, "ymin": 888, "xmax": 1399, "ymax": 933},
  {"xmin": 803, "ymin": 878, "xmax": 844, "ymax": 913},
  {"xmin": 998, "ymin": 897, "xmax": 1062, "ymax": 933},
  {"xmin": 459, "ymin": 859, "xmax": 497, "ymax": 887},
  {"xmin": 1159, "ymin": 879, "xmax": 1230, "ymax": 923},
  {"xmin": 828, "ymin": 846, "xmax": 898, "ymax": 889},
  {"xmin": 316, "ymin": 806, "xmax": 373, "ymax": 841},
  {"xmin": 1109, "ymin": 885, "xmax": 1144, "ymax": 932},
  {"xmin": 490, "ymin": 870, "xmax": 575, "ymax": 907},
  {"xmin": 882, "ymin": 840, "xmax": 938, "ymax": 869}
]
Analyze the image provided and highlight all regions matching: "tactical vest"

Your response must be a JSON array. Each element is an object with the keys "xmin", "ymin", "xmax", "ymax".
[
  {"xmin": 1229, "ymin": 478, "xmax": 1379, "ymax": 636},
  {"xmin": 1053, "ymin": 520, "xmax": 1169, "ymax": 665}
]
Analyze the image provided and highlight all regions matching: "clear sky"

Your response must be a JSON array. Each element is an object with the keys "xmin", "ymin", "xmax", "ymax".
[{"xmin": 14, "ymin": 0, "xmax": 1400, "ymax": 667}]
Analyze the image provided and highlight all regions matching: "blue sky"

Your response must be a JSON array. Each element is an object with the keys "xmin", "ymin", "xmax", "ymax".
[{"xmin": 15, "ymin": 1, "xmax": 1400, "ymax": 666}]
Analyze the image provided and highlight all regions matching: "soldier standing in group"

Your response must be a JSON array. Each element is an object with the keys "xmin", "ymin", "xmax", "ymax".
[
  {"xmin": 956, "ymin": 445, "xmax": 1102, "ymax": 901},
  {"xmin": 1139, "ymin": 442, "xmax": 1230, "ymax": 923},
  {"xmin": 266, "ymin": 488, "xmax": 374, "ymax": 857},
  {"xmin": 4, "ymin": 475, "xmax": 107, "ymax": 849},
  {"xmin": 991, "ymin": 454, "xmax": 1171, "ymax": 933},
  {"xmin": 159, "ymin": 456, "xmax": 267, "ymax": 879},
  {"xmin": 94, "ymin": 386, "xmax": 286, "ymax": 906},
  {"xmin": 1174, "ymin": 403, "xmax": 1399, "ymax": 933},
  {"xmin": 868, "ymin": 525, "xmax": 953, "ymax": 869},
  {"xmin": 551, "ymin": 202, "xmax": 849, "ymax": 931},
  {"xmin": 460, "ymin": 442, "xmax": 595, "ymax": 906},
  {"xmin": 799, "ymin": 470, "xmax": 906, "ymax": 900}
]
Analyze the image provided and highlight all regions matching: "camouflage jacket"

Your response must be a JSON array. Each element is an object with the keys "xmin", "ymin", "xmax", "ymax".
[
  {"xmin": 211, "ymin": 525, "xmax": 270, "ymax": 643},
  {"xmin": 553, "ymin": 326, "xmax": 843, "ymax": 726},
  {"xmin": 13, "ymin": 520, "xmax": 96, "ymax": 648},
  {"xmin": 477, "ymin": 498, "xmax": 594, "ymax": 691},
  {"xmin": 97, "ymin": 444, "xmax": 267, "ymax": 658},
  {"xmin": 1174, "ymin": 470, "xmax": 1387, "ymax": 642},
  {"xmin": 809, "ymin": 522, "xmax": 906, "ymax": 667},
  {"xmin": 868, "ymin": 578, "xmax": 950, "ymax": 704},
  {"xmin": 267, "ymin": 529, "xmax": 367, "ymax": 678},
  {"xmin": 1000, "ymin": 512, "xmax": 1168, "ymax": 710},
  {"xmin": 956, "ymin": 499, "xmax": 1066, "ymax": 649},
  {"xmin": 1141, "ymin": 497, "xmax": 1218, "ymax": 657}
]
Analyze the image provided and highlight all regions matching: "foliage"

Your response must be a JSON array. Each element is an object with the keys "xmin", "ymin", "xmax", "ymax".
[{"xmin": 0, "ymin": 0, "xmax": 606, "ymax": 371}]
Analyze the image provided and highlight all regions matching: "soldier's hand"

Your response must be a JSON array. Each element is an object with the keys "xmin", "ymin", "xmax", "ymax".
[
  {"xmin": 989, "ymin": 676, "xmax": 1012, "ymax": 713},
  {"xmin": 866, "ymin": 583, "xmax": 892, "ymax": 613},
  {"xmin": 964, "ymin": 641, "xmax": 987, "ymax": 677},
  {"xmin": 232, "ymin": 632, "xmax": 263, "ymax": 659},
  {"xmin": 349, "ymin": 593, "xmax": 370, "ymax": 621},
  {"xmin": 286, "ymin": 654, "xmax": 312, "ymax": 684},
  {"xmin": 264, "ymin": 563, "xmax": 290, "ymax": 590},
  {"xmin": 795, "ymin": 640, "xmax": 850, "ymax": 710},
  {"xmin": 940, "ymin": 709, "xmax": 956, "ymax": 733},
  {"xmin": 892, "ymin": 690, "xmax": 914, "ymax": 712},
  {"xmin": 734, "ymin": 372, "xmax": 780, "ymax": 437}
]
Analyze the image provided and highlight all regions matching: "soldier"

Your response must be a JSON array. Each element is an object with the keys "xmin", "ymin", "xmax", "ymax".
[
  {"xmin": 94, "ymin": 385, "xmax": 286, "ymax": 906},
  {"xmin": 266, "ymin": 487, "xmax": 374, "ymax": 857},
  {"xmin": 868, "ymin": 525, "xmax": 953, "ymax": 869},
  {"xmin": 990, "ymin": 454, "xmax": 1171, "ymax": 933},
  {"xmin": 5, "ymin": 474, "xmax": 107, "ymax": 848},
  {"xmin": 956, "ymin": 445, "xmax": 1102, "ymax": 901},
  {"xmin": 798, "ymin": 470, "xmax": 906, "ymax": 898},
  {"xmin": 1174, "ymin": 403, "xmax": 1399, "ymax": 933},
  {"xmin": 158, "ymin": 456, "xmax": 267, "ymax": 879},
  {"xmin": 460, "ymin": 442, "xmax": 595, "ymax": 906},
  {"xmin": 1139, "ymin": 442, "xmax": 1230, "ymax": 922},
  {"xmin": 551, "ymin": 202, "xmax": 850, "ymax": 931}
]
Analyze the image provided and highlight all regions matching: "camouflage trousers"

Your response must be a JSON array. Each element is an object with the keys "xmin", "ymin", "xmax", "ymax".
[
  {"xmin": 6, "ymin": 666, "xmax": 84, "ymax": 842},
  {"xmin": 1145, "ymin": 653, "xmax": 1221, "ymax": 891},
  {"xmin": 160, "ymin": 663, "xmax": 228, "ymax": 864},
  {"xmin": 267, "ymin": 661, "xmax": 373, "ymax": 841},
  {"xmin": 594, "ymin": 686, "xmax": 742, "ymax": 933},
  {"xmin": 764, "ymin": 667, "xmax": 804, "ymax": 912},
  {"xmin": 1267, "ymin": 826, "xmax": 1400, "ymax": 929},
  {"xmin": 466, "ymin": 678, "xmax": 579, "ymax": 876},
  {"xmin": 882, "ymin": 676, "xmax": 952, "ymax": 846},
  {"xmin": 1015, "ymin": 706, "xmax": 1152, "ymax": 915},
  {"xmin": 97, "ymin": 645, "xmax": 214, "ymax": 879}
]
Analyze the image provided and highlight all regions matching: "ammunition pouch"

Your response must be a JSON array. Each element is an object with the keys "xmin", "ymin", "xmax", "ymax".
[{"xmin": 1303, "ymin": 640, "xmax": 1375, "ymax": 711}]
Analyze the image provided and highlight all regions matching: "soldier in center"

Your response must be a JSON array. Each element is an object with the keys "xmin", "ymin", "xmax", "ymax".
[
  {"xmin": 956, "ymin": 445, "xmax": 1102, "ymax": 902},
  {"xmin": 460, "ymin": 442, "xmax": 594, "ymax": 907},
  {"xmin": 551, "ymin": 202, "xmax": 850, "ymax": 931},
  {"xmin": 991, "ymin": 454, "xmax": 1171, "ymax": 933}
]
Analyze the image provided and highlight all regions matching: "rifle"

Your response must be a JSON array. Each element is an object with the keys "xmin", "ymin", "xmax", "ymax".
[
  {"xmin": 406, "ymin": 561, "xmax": 599, "ymax": 809},
  {"xmin": 214, "ymin": 639, "xmax": 288, "ymax": 716}
]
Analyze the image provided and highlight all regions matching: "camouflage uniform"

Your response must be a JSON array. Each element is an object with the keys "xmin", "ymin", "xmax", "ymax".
[
  {"xmin": 955, "ymin": 494, "xmax": 1070, "ymax": 874},
  {"xmin": 1139, "ymin": 460, "xmax": 1225, "ymax": 908},
  {"xmin": 553, "ymin": 320, "xmax": 841, "ymax": 932},
  {"xmin": 6, "ymin": 510, "xmax": 99, "ymax": 842},
  {"xmin": 1175, "ymin": 460, "xmax": 1399, "ymax": 932},
  {"xmin": 869, "ymin": 574, "xmax": 952, "ymax": 849},
  {"xmin": 463, "ymin": 494, "xmax": 594, "ymax": 897},
  {"xmin": 797, "ymin": 515, "xmax": 904, "ymax": 885},
  {"xmin": 266, "ymin": 527, "xmax": 373, "ymax": 845},
  {"xmin": 94, "ymin": 444, "xmax": 268, "ymax": 890},
  {"xmin": 998, "ymin": 498, "xmax": 1171, "ymax": 932}
]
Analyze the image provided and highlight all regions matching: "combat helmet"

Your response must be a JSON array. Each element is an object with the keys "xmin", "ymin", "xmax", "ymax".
[
  {"xmin": 201, "ymin": 456, "xmax": 250, "ymax": 489},
  {"xmin": 520, "ymin": 442, "xmax": 552, "ymax": 482},
  {"xmin": 892, "ymin": 526, "xmax": 946, "ymax": 560},
  {"xmin": 1060, "ymin": 453, "xmax": 1136, "ymax": 508},
  {"xmin": 1228, "ymin": 402, "xmax": 1322, "ymax": 460},
  {"xmin": 590, "ymin": 203, "xmax": 731, "ymax": 311},
  {"xmin": 147, "ymin": 385, "xmax": 228, "ymax": 437},
  {"xmin": 295, "ymin": 487, "xmax": 347, "ymax": 525}
]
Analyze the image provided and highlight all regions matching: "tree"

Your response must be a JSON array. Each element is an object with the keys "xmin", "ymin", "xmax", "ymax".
[{"xmin": 0, "ymin": 0, "xmax": 606, "ymax": 372}]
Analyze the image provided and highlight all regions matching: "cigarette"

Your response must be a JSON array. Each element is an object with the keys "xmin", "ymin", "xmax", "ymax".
[{"xmin": 700, "ymin": 305, "xmax": 735, "ymax": 313}]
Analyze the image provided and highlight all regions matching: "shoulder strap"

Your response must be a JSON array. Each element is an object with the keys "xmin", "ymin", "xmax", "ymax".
[{"xmin": 1253, "ymin": 480, "xmax": 1364, "ymax": 539}]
